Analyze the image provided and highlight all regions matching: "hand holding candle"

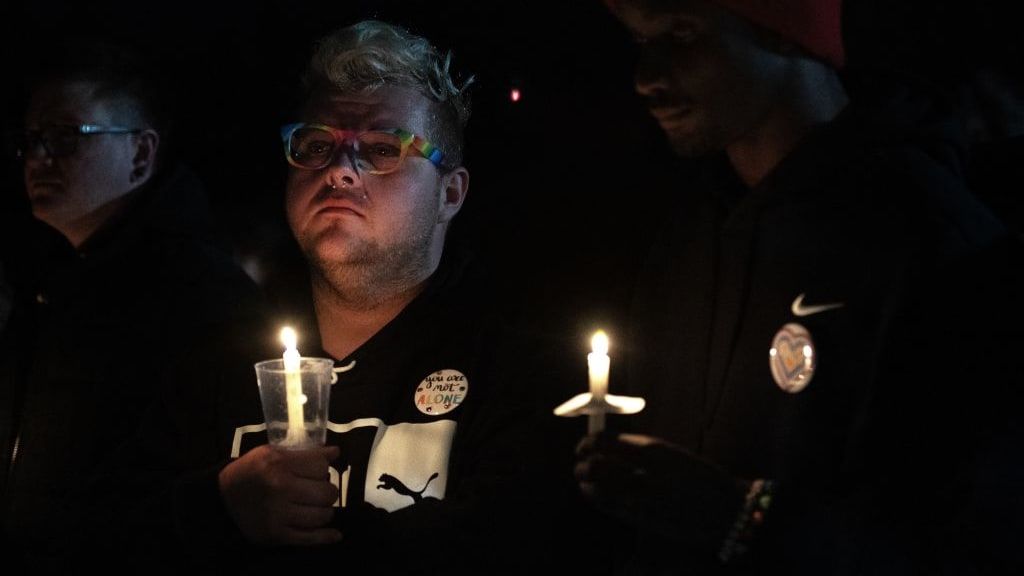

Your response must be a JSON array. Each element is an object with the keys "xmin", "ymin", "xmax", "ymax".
[{"xmin": 554, "ymin": 329, "xmax": 645, "ymax": 434}]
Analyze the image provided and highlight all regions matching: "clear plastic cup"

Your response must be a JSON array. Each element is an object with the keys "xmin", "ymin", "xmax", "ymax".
[{"xmin": 254, "ymin": 357, "xmax": 334, "ymax": 449}]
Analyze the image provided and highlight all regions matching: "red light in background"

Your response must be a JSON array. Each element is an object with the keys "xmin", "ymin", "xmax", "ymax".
[{"xmin": 510, "ymin": 88, "xmax": 521, "ymax": 103}]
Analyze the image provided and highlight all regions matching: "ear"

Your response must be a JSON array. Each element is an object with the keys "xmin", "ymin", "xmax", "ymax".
[
  {"xmin": 129, "ymin": 129, "xmax": 160, "ymax": 189},
  {"xmin": 436, "ymin": 166, "xmax": 469, "ymax": 225}
]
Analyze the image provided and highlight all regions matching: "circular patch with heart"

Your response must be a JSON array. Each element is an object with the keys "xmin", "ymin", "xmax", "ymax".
[{"xmin": 769, "ymin": 323, "xmax": 816, "ymax": 393}]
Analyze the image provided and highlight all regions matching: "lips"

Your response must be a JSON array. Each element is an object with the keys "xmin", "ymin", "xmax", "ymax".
[
  {"xmin": 649, "ymin": 106, "xmax": 692, "ymax": 125},
  {"xmin": 26, "ymin": 179, "xmax": 63, "ymax": 197},
  {"xmin": 314, "ymin": 202, "xmax": 363, "ymax": 218},
  {"xmin": 27, "ymin": 170, "xmax": 63, "ymax": 188}
]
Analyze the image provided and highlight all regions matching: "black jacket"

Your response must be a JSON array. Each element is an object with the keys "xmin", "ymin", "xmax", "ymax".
[
  {"xmin": 0, "ymin": 165, "xmax": 268, "ymax": 572},
  {"xmin": 624, "ymin": 83, "xmax": 1020, "ymax": 574}
]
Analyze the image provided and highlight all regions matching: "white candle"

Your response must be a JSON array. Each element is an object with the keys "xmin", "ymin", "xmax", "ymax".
[
  {"xmin": 280, "ymin": 327, "xmax": 306, "ymax": 444},
  {"xmin": 588, "ymin": 331, "xmax": 610, "ymax": 434}
]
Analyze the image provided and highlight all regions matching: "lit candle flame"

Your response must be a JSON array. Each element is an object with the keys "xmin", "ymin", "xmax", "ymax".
[
  {"xmin": 591, "ymin": 330, "xmax": 609, "ymax": 355},
  {"xmin": 281, "ymin": 326, "xmax": 297, "ymax": 350}
]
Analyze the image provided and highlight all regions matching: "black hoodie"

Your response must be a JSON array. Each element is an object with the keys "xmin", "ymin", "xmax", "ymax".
[
  {"xmin": 622, "ymin": 80, "xmax": 1016, "ymax": 574},
  {"xmin": 0, "ymin": 164, "xmax": 268, "ymax": 572}
]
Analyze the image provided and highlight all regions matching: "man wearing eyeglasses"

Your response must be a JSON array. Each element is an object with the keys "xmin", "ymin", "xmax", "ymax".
[
  {"xmin": 19, "ymin": 121, "xmax": 152, "ymax": 247},
  {"xmin": 0, "ymin": 38, "xmax": 267, "ymax": 570},
  {"xmin": 203, "ymin": 20, "xmax": 539, "ymax": 575}
]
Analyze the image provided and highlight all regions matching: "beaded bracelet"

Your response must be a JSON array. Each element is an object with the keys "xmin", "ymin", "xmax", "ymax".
[{"xmin": 718, "ymin": 478, "xmax": 774, "ymax": 564}]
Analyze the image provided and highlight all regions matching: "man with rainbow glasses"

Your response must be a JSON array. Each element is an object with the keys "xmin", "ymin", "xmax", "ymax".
[{"xmin": 210, "ymin": 20, "xmax": 542, "ymax": 575}]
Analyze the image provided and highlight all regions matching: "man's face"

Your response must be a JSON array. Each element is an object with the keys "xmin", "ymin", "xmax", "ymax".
[
  {"xmin": 285, "ymin": 85, "xmax": 457, "ymax": 291},
  {"xmin": 23, "ymin": 81, "xmax": 140, "ymax": 239},
  {"xmin": 615, "ymin": 0, "xmax": 793, "ymax": 157}
]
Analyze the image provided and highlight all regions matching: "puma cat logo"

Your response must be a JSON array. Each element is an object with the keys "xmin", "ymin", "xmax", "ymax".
[{"xmin": 376, "ymin": 472, "xmax": 439, "ymax": 503}]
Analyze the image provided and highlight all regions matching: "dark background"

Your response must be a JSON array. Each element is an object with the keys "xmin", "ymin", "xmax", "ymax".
[{"xmin": 1, "ymin": 0, "xmax": 1018, "ymax": 348}]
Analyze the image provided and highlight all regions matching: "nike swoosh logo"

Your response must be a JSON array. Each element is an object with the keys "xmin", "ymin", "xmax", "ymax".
[{"xmin": 791, "ymin": 293, "xmax": 844, "ymax": 317}]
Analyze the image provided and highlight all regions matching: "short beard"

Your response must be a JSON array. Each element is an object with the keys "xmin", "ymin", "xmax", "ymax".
[
  {"xmin": 667, "ymin": 125, "xmax": 717, "ymax": 158},
  {"xmin": 303, "ymin": 214, "xmax": 438, "ymax": 312}
]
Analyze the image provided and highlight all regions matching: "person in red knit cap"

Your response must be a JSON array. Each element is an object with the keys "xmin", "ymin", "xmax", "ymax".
[{"xmin": 575, "ymin": 0, "xmax": 1021, "ymax": 573}]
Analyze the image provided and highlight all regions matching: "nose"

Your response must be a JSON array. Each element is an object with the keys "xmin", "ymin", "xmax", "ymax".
[
  {"xmin": 325, "ymin": 146, "xmax": 363, "ymax": 190},
  {"xmin": 634, "ymin": 47, "xmax": 671, "ymax": 99},
  {"xmin": 20, "ymin": 137, "xmax": 53, "ymax": 161},
  {"xmin": 21, "ymin": 139, "xmax": 55, "ymax": 165}
]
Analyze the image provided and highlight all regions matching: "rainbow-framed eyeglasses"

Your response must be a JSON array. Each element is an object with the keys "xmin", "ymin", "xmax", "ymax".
[{"xmin": 281, "ymin": 123, "xmax": 446, "ymax": 174}]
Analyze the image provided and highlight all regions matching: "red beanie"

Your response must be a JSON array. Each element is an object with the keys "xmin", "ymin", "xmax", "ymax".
[
  {"xmin": 606, "ymin": 0, "xmax": 846, "ymax": 69},
  {"xmin": 712, "ymin": 0, "xmax": 845, "ymax": 69}
]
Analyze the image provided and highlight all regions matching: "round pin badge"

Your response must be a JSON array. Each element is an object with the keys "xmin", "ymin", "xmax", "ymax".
[
  {"xmin": 414, "ymin": 369, "xmax": 469, "ymax": 416},
  {"xmin": 769, "ymin": 323, "xmax": 816, "ymax": 393}
]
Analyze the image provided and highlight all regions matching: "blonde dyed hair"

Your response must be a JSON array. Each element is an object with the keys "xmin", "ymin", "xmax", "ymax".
[{"xmin": 304, "ymin": 20, "xmax": 472, "ymax": 166}]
